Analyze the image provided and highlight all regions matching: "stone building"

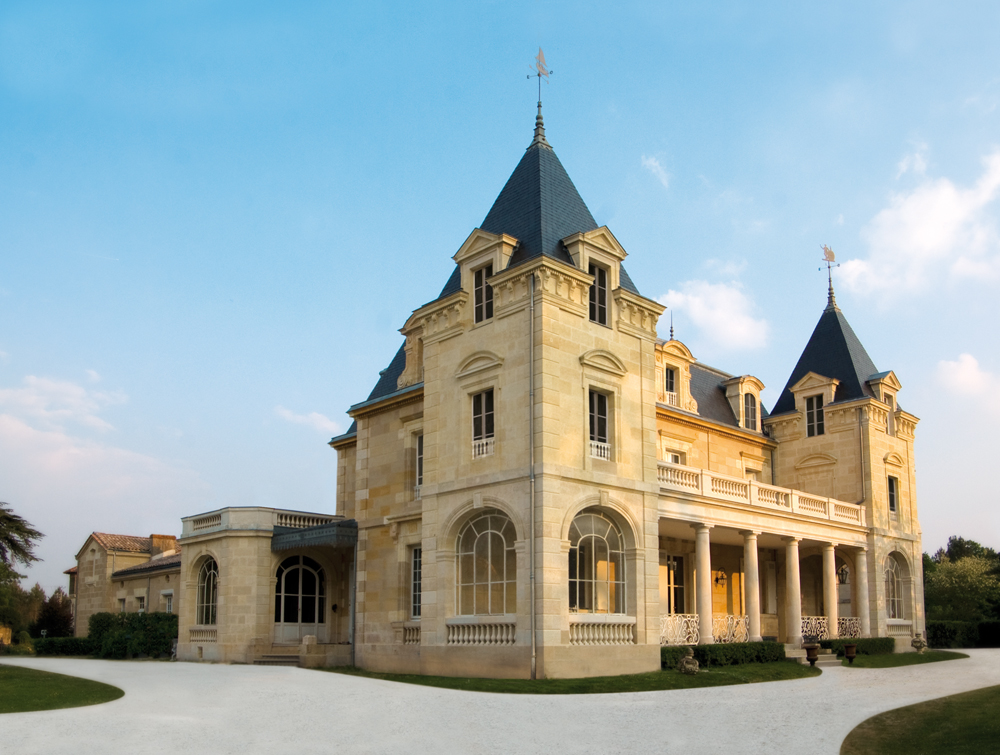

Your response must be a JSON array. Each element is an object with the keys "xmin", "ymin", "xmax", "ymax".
[
  {"xmin": 69, "ymin": 532, "xmax": 180, "ymax": 635},
  {"xmin": 174, "ymin": 108, "xmax": 924, "ymax": 677}
]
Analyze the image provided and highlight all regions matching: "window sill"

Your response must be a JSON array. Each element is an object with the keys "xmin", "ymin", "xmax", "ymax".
[
  {"xmin": 447, "ymin": 614, "xmax": 517, "ymax": 625},
  {"xmin": 569, "ymin": 614, "xmax": 635, "ymax": 625}
]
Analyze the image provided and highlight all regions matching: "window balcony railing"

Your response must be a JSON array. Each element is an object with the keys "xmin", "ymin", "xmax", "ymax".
[
  {"xmin": 590, "ymin": 440, "xmax": 611, "ymax": 460},
  {"xmin": 663, "ymin": 390, "xmax": 679, "ymax": 407},
  {"xmin": 413, "ymin": 485, "xmax": 421, "ymax": 500},
  {"xmin": 472, "ymin": 437, "xmax": 495, "ymax": 459},
  {"xmin": 656, "ymin": 460, "xmax": 866, "ymax": 526}
]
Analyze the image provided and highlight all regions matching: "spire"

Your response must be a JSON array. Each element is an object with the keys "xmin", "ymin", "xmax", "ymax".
[
  {"xmin": 530, "ymin": 101, "xmax": 551, "ymax": 149},
  {"xmin": 822, "ymin": 244, "xmax": 839, "ymax": 311},
  {"xmin": 669, "ymin": 310, "xmax": 675, "ymax": 340}
]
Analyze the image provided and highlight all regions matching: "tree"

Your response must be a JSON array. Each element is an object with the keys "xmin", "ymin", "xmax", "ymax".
[
  {"xmin": 0, "ymin": 502, "xmax": 43, "ymax": 576},
  {"xmin": 32, "ymin": 588, "xmax": 74, "ymax": 638},
  {"xmin": 924, "ymin": 555, "xmax": 1000, "ymax": 622}
]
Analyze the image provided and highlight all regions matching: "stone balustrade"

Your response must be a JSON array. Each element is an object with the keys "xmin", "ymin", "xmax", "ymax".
[
  {"xmin": 445, "ymin": 620, "xmax": 515, "ymax": 646},
  {"xmin": 403, "ymin": 625, "xmax": 420, "ymax": 645},
  {"xmin": 589, "ymin": 440, "xmax": 611, "ymax": 460},
  {"xmin": 886, "ymin": 619, "xmax": 913, "ymax": 638},
  {"xmin": 189, "ymin": 628, "xmax": 217, "ymax": 643},
  {"xmin": 657, "ymin": 461, "xmax": 866, "ymax": 526},
  {"xmin": 472, "ymin": 437, "xmax": 495, "ymax": 459},
  {"xmin": 568, "ymin": 616, "xmax": 636, "ymax": 646}
]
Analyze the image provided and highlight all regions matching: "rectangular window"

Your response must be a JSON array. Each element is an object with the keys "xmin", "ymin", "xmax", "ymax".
[
  {"xmin": 744, "ymin": 393, "xmax": 758, "ymax": 431},
  {"xmin": 118, "ymin": 598, "xmax": 126, "ymax": 613},
  {"xmin": 474, "ymin": 264, "xmax": 494, "ymax": 323},
  {"xmin": 806, "ymin": 395, "xmax": 825, "ymax": 436},
  {"xmin": 666, "ymin": 451, "xmax": 681, "ymax": 464},
  {"xmin": 888, "ymin": 476, "xmax": 898, "ymax": 520},
  {"xmin": 665, "ymin": 555, "xmax": 685, "ymax": 614},
  {"xmin": 415, "ymin": 433, "xmax": 424, "ymax": 488},
  {"xmin": 411, "ymin": 547, "xmax": 422, "ymax": 619},
  {"xmin": 136, "ymin": 596, "xmax": 145, "ymax": 613},
  {"xmin": 472, "ymin": 389, "xmax": 495, "ymax": 457},
  {"xmin": 165, "ymin": 595, "xmax": 173, "ymax": 614},
  {"xmin": 663, "ymin": 367, "xmax": 678, "ymax": 406},
  {"xmin": 588, "ymin": 263, "xmax": 608, "ymax": 325},
  {"xmin": 589, "ymin": 390, "xmax": 610, "ymax": 459}
]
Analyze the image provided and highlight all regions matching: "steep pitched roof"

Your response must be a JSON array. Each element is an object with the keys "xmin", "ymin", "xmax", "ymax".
[
  {"xmin": 481, "ymin": 109, "xmax": 599, "ymax": 268},
  {"xmin": 90, "ymin": 533, "xmax": 152, "ymax": 553},
  {"xmin": 770, "ymin": 301, "xmax": 879, "ymax": 416}
]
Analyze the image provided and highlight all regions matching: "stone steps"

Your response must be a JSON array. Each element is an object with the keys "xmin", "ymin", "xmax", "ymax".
[
  {"xmin": 785, "ymin": 643, "xmax": 841, "ymax": 667},
  {"xmin": 253, "ymin": 654, "xmax": 301, "ymax": 667}
]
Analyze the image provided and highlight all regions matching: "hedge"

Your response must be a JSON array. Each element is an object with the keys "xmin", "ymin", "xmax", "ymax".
[
  {"xmin": 819, "ymin": 637, "xmax": 894, "ymax": 657},
  {"xmin": 661, "ymin": 641, "xmax": 785, "ymax": 668},
  {"xmin": 33, "ymin": 637, "xmax": 98, "ymax": 656},
  {"xmin": 87, "ymin": 612, "xmax": 179, "ymax": 659}
]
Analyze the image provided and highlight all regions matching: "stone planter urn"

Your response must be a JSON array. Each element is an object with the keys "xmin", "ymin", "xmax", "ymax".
[
  {"xmin": 843, "ymin": 643, "xmax": 858, "ymax": 665},
  {"xmin": 803, "ymin": 634, "xmax": 820, "ymax": 667}
]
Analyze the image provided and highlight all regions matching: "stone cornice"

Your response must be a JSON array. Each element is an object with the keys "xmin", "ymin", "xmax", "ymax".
[
  {"xmin": 614, "ymin": 288, "xmax": 664, "ymax": 340},
  {"xmin": 348, "ymin": 384, "xmax": 424, "ymax": 420},
  {"xmin": 657, "ymin": 405, "xmax": 777, "ymax": 448}
]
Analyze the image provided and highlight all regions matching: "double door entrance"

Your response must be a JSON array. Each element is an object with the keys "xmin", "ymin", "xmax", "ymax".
[{"xmin": 274, "ymin": 555, "xmax": 328, "ymax": 643}]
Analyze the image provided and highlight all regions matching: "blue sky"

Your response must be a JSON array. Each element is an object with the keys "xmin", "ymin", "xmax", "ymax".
[{"xmin": 4, "ymin": 1, "xmax": 1000, "ymax": 591}]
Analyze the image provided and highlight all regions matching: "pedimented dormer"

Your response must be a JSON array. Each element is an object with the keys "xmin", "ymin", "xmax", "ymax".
[
  {"xmin": 655, "ymin": 339, "xmax": 699, "ymax": 414},
  {"xmin": 563, "ymin": 227, "xmax": 627, "ymax": 294},
  {"xmin": 722, "ymin": 375, "xmax": 766, "ymax": 433},
  {"xmin": 453, "ymin": 229, "xmax": 519, "ymax": 320}
]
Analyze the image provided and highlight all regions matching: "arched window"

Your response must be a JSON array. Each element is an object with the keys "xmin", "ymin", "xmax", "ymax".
[
  {"xmin": 196, "ymin": 558, "xmax": 218, "ymax": 625},
  {"xmin": 569, "ymin": 510, "xmax": 626, "ymax": 614},
  {"xmin": 274, "ymin": 555, "xmax": 325, "ymax": 625},
  {"xmin": 884, "ymin": 555, "xmax": 904, "ymax": 619},
  {"xmin": 744, "ymin": 393, "xmax": 757, "ymax": 431},
  {"xmin": 456, "ymin": 510, "xmax": 516, "ymax": 615}
]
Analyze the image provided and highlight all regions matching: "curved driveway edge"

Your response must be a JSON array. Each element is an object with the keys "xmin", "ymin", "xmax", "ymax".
[{"xmin": 3, "ymin": 650, "xmax": 999, "ymax": 755}]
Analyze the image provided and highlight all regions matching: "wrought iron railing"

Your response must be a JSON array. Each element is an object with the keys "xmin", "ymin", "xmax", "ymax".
[{"xmin": 660, "ymin": 614, "xmax": 700, "ymax": 645}]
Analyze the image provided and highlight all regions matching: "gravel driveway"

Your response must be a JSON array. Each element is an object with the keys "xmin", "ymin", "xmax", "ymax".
[{"xmin": 3, "ymin": 651, "xmax": 999, "ymax": 755}]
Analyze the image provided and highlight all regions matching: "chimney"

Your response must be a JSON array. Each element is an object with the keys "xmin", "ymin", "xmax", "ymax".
[{"xmin": 150, "ymin": 534, "xmax": 178, "ymax": 557}]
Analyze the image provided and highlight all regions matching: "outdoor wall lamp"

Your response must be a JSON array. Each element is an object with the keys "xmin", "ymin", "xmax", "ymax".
[{"xmin": 714, "ymin": 572, "xmax": 728, "ymax": 588}]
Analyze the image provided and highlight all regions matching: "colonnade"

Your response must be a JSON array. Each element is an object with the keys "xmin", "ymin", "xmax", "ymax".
[{"xmin": 690, "ymin": 524, "xmax": 871, "ymax": 645}]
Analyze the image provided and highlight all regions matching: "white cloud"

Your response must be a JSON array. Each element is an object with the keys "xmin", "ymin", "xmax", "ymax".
[
  {"xmin": 0, "ymin": 375, "xmax": 126, "ymax": 432},
  {"xmin": 85, "ymin": 369, "xmax": 101, "ymax": 383},
  {"xmin": 841, "ymin": 151, "xmax": 1000, "ymax": 295},
  {"xmin": 836, "ymin": 214, "xmax": 845, "ymax": 226},
  {"xmin": 274, "ymin": 405, "xmax": 341, "ymax": 435},
  {"xmin": 658, "ymin": 281, "xmax": 769, "ymax": 350},
  {"xmin": 641, "ymin": 155, "xmax": 670, "ymax": 189},
  {"xmin": 896, "ymin": 142, "xmax": 928, "ymax": 178},
  {"xmin": 936, "ymin": 354, "xmax": 1000, "ymax": 412}
]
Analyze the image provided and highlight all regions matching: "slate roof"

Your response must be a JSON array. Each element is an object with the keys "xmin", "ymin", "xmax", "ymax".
[
  {"xmin": 90, "ymin": 533, "xmax": 152, "ymax": 553},
  {"xmin": 770, "ymin": 302, "xmax": 879, "ymax": 416},
  {"xmin": 112, "ymin": 551, "xmax": 182, "ymax": 578},
  {"xmin": 689, "ymin": 364, "xmax": 740, "ymax": 428}
]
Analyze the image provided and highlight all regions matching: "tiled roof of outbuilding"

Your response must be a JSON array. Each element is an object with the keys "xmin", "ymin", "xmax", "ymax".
[
  {"xmin": 770, "ymin": 302, "xmax": 879, "ymax": 416},
  {"xmin": 90, "ymin": 533, "xmax": 151, "ymax": 553}
]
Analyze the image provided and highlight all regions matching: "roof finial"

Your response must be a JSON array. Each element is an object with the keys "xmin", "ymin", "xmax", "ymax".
[
  {"xmin": 527, "ymin": 48, "xmax": 552, "ymax": 149},
  {"xmin": 821, "ymin": 244, "xmax": 840, "ymax": 310},
  {"xmin": 669, "ymin": 310, "xmax": 675, "ymax": 340}
]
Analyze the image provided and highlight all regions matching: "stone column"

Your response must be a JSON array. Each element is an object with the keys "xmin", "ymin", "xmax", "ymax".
[
  {"xmin": 855, "ymin": 547, "xmax": 871, "ymax": 638},
  {"xmin": 784, "ymin": 537, "xmax": 802, "ymax": 646},
  {"xmin": 742, "ymin": 531, "xmax": 762, "ymax": 642},
  {"xmin": 823, "ymin": 543, "xmax": 839, "ymax": 640},
  {"xmin": 695, "ymin": 524, "xmax": 715, "ymax": 645}
]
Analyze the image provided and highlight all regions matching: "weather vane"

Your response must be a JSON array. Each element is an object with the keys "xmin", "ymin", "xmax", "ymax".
[
  {"xmin": 527, "ymin": 48, "xmax": 551, "ymax": 103},
  {"xmin": 820, "ymin": 244, "xmax": 840, "ymax": 308}
]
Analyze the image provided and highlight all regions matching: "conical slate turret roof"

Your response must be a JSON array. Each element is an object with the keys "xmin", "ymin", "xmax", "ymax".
[
  {"xmin": 770, "ymin": 299, "xmax": 879, "ymax": 416},
  {"xmin": 480, "ymin": 107, "xmax": 599, "ymax": 267}
]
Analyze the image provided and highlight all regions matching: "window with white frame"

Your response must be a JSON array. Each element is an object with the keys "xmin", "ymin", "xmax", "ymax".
[
  {"xmin": 744, "ymin": 393, "xmax": 758, "ymax": 431},
  {"xmin": 136, "ymin": 596, "xmax": 145, "ymax": 613},
  {"xmin": 474, "ymin": 264, "xmax": 494, "ymax": 323},
  {"xmin": 589, "ymin": 390, "xmax": 610, "ymax": 460},
  {"xmin": 411, "ymin": 547, "xmax": 422, "ymax": 619},
  {"xmin": 884, "ymin": 555, "xmax": 904, "ymax": 619},
  {"xmin": 662, "ymin": 555, "xmax": 685, "ymax": 614},
  {"xmin": 415, "ymin": 432, "xmax": 424, "ymax": 497},
  {"xmin": 665, "ymin": 451, "xmax": 682, "ymax": 465},
  {"xmin": 197, "ymin": 558, "xmax": 218, "ymax": 625},
  {"xmin": 806, "ymin": 395, "xmax": 825, "ymax": 436},
  {"xmin": 471, "ymin": 389, "xmax": 495, "ymax": 457},
  {"xmin": 588, "ymin": 263, "xmax": 608, "ymax": 325},
  {"xmin": 663, "ymin": 367, "xmax": 678, "ymax": 406},
  {"xmin": 274, "ymin": 555, "xmax": 326, "ymax": 626},
  {"xmin": 569, "ymin": 510, "xmax": 626, "ymax": 614},
  {"xmin": 456, "ymin": 510, "xmax": 516, "ymax": 615},
  {"xmin": 164, "ymin": 594, "xmax": 173, "ymax": 614},
  {"xmin": 888, "ymin": 475, "xmax": 899, "ymax": 521}
]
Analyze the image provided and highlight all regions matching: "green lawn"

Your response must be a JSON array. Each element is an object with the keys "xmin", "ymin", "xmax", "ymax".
[
  {"xmin": 0, "ymin": 664, "xmax": 124, "ymax": 714},
  {"xmin": 841, "ymin": 684, "xmax": 1000, "ymax": 755},
  {"xmin": 841, "ymin": 650, "xmax": 968, "ymax": 668},
  {"xmin": 323, "ymin": 660, "xmax": 819, "ymax": 694}
]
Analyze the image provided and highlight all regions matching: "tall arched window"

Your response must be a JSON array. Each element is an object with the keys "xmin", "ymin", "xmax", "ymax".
[
  {"xmin": 456, "ymin": 510, "xmax": 516, "ymax": 615},
  {"xmin": 275, "ymin": 555, "xmax": 325, "ymax": 626},
  {"xmin": 197, "ymin": 558, "xmax": 218, "ymax": 626},
  {"xmin": 884, "ymin": 555, "xmax": 904, "ymax": 619},
  {"xmin": 744, "ymin": 393, "xmax": 757, "ymax": 431},
  {"xmin": 569, "ymin": 510, "xmax": 626, "ymax": 614}
]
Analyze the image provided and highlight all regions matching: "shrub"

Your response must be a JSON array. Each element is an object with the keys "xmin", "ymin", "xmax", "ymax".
[
  {"xmin": 820, "ymin": 637, "xmax": 895, "ymax": 657},
  {"xmin": 692, "ymin": 641, "xmax": 785, "ymax": 667},
  {"xmin": 0, "ymin": 642, "xmax": 34, "ymax": 656},
  {"xmin": 88, "ymin": 613, "xmax": 118, "ymax": 646},
  {"xmin": 926, "ymin": 621, "xmax": 979, "ymax": 649},
  {"xmin": 660, "ymin": 646, "xmax": 688, "ymax": 668},
  {"xmin": 88, "ymin": 612, "xmax": 179, "ymax": 658},
  {"xmin": 33, "ymin": 637, "xmax": 97, "ymax": 656},
  {"xmin": 15, "ymin": 630, "xmax": 32, "ymax": 647}
]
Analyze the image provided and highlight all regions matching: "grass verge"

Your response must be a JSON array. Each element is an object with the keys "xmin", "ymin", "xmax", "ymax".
[
  {"xmin": 841, "ymin": 684, "xmax": 1000, "ymax": 755},
  {"xmin": 0, "ymin": 664, "xmax": 124, "ymax": 713},
  {"xmin": 322, "ymin": 660, "xmax": 819, "ymax": 694},
  {"xmin": 841, "ymin": 650, "xmax": 968, "ymax": 668}
]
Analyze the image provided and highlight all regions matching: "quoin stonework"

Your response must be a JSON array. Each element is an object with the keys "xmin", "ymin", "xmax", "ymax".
[{"xmin": 71, "ymin": 106, "xmax": 924, "ymax": 678}]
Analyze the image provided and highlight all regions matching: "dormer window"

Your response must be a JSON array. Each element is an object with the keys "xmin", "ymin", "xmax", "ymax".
[
  {"xmin": 664, "ymin": 367, "xmax": 677, "ymax": 406},
  {"xmin": 806, "ymin": 395, "xmax": 825, "ymax": 437},
  {"xmin": 588, "ymin": 263, "xmax": 608, "ymax": 325},
  {"xmin": 474, "ymin": 264, "xmax": 493, "ymax": 323},
  {"xmin": 743, "ymin": 393, "xmax": 758, "ymax": 431}
]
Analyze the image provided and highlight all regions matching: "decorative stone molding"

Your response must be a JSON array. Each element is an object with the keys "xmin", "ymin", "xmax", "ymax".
[
  {"xmin": 614, "ymin": 288, "xmax": 664, "ymax": 340},
  {"xmin": 579, "ymin": 349, "xmax": 627, "ymax": 377}
]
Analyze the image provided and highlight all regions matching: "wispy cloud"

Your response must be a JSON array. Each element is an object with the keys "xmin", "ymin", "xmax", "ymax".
[
  {"xmin": 274, "ymin": 405, "xmax": 341, "ymax": 435},
  {"xmin": 937, "ymin": 353, "xmax": 1000, "ymax": 413},
  {"xmin": 841, "ymin": 151, "xmax": 1000, "ymax": 296},
  {"xmin": 641, "ymin": 155, "xmax": 670, "ymax": 189},
  {"xmin": 895, "ymin": 142, "xmax": 928, "ymax": 178},
  {"xmin": 85, "ymin": 369, "xmax": 101, "ymax": 383},
  {"xmin": 658, "ymin": 281, "xmax": 769, "ymax": 350},
  {"xmin": 0, "ymin": 375, "xmax": 126, "ymax": 432}
]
